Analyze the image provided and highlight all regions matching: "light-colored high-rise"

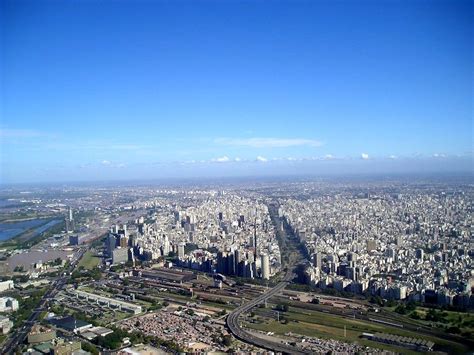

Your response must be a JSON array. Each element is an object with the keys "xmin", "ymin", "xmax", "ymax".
[{"xmin": 261, "ymin": 253, "xmax": 270, "ymax": 280}]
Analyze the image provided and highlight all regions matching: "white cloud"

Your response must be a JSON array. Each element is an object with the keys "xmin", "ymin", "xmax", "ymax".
[
  {"xmin": 101, "ymin": 160, "xmax": 126, "ymax": 168},
  {"xmin": 432, "ymin": 153, "xmax": 446, "ymax": 158},
  {"xmin": 256, "ymin": 156, "xmax": 268, "ymax": 162},
  {"xmin": 324, "ymin": 154, "xmax": 335, "ymax": 160},
  {"xmin": 234, "ymin": 157, "xmax": 242, "ymax": 162},
  {"xmin": 212, "ymin": 156, "xmax": 230, "ymax": 163},
  {"xmin": 361, "ymin": 153, "xmax": 369, "ymax": 160},
  {"xmin": 215, "ymin": 137, "xmax": 323, "ymax": 148}
]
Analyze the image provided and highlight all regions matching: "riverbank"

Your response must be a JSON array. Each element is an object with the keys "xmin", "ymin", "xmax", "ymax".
[{"xmin": 0, "ymin": 219, "xmax": 64, "ymax": 250}]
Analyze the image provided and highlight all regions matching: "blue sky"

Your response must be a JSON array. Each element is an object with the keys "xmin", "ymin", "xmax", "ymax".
[{"xmin": 1, "ymin": 0, "xmax": 472, "ymax": 183}]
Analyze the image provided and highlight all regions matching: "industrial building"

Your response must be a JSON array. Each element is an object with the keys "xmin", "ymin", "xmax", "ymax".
[
  {"xmin": 72, "ymin": 289, "xmax": 142, "ymax": 314},
  {"xmin": 362, "ymin": 332, "xmax": 435, "ymax": 352},
  {"xmin": 135, "ymin": 268, "xmax": 196, "ymax": 284},
  {"xmin": 28, "ymin": 325, "xmax": 57, "ymax": 344},
  {"xmin": 49, "ymin": 316, "xmax": 93, "ymax": 333}
]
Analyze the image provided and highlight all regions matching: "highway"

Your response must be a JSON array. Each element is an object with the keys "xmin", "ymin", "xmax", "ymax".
[
  {"xmin": 226, "ymin": 269, "xmax": 310, "ymax": 355},
  {"xmin": 1, "ymin": 247, "xmax": 86, "ymax": 354}
]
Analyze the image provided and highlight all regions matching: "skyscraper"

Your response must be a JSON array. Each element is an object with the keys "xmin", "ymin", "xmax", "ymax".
[
  {"xmin": 253, "ymin": 212, "xmax": 258, "ymax": 263},
  {"xmin": 65, "ymin": 207, "xmax": 75, "ymax": 233},
  {"xmin": 261, "ymin": 253, "xmax": 270, "ymax": 280},
  {"xmin": 178, "ymin": 243, "xmax": 185, "ymax": 260},
  {"xmin": 313, "ymin": 252, "xmax": 322, "ymax": 270}
]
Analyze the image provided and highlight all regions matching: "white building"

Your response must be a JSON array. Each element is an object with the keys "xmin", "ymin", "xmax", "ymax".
[
  {"xmin": 178, "ymin": 243, "xmax": 185, "ymax": 260},
  {"xmin": 261, "ymin": 253, "xmax": 270, "ymax": 280},
  {"xmin": 0, "ymin": 315, "xmax": 13, "ymax": 334},
  {"xmin": 0, "ymin": 280, "xmax": 14, "ymax": 293},
  {"xmin": 0, "ymin": 297, "xmax": 19, "ymax": 312}
]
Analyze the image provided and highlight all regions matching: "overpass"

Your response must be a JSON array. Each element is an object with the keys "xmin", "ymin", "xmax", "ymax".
[{"xmin": 226, "ymin": 270, "xmax": 310, "ymax": 355}]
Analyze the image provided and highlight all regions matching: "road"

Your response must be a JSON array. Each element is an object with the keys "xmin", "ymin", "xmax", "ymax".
[
  {"xmin": 226, "ymin": 269, "xmax": 310, "ymax": 355},
  {"xmin": 1, "ymin": 247, "xmax": 86, "ymax": 354}
]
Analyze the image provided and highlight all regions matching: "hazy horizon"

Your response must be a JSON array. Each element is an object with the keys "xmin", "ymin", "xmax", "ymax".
[{"xmin": 1, "ymin": 0, "xmax": 472, "ymax": 184}]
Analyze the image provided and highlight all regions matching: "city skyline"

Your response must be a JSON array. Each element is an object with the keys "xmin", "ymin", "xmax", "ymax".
[{"xmin": 1, "ymin": 0, "xmax": 473, "ymax": 183}]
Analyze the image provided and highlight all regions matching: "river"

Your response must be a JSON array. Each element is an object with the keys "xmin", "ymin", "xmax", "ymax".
[{"xmin": 0, "ymin": 219, "xmax": 61, "ymax": 241}]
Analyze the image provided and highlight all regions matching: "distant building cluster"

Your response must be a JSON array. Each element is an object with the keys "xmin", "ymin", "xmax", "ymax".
[
  {"xmin": 279, "ymin": 188, "xmax": 473, "ymax": 307},
  {"xmin": 105, "ymin": 192, "xmax": 281, "ymax": 280}
]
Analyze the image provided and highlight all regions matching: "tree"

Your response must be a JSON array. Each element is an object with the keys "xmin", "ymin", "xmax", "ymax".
[
  {"xmin": 425, "ymin": 308, "xmax": 443, "ymax": 322},
  {"xmin": 186, "ymin": 309, "xmax": 195, "ymax": 316},
  {"xmin": 395, "ymin": 304, "xmax": 407, "ymax": 315},
  {"xmin": 276, "ymin": 304, "xmax": 289, "ymax": 312},
  {"xmin": 222, "ymin": 335, "xmax": 232, "ymax": 346},
  {"xmin": 410, "ymin": 311, "xmax": 420, "ymax": 320},
  {"xmin": 81, "ymin": 342, "xmax": 99, "ymax": 355},
  {"xmin": 447, "ymin": 326, "xmax": 461, "ymax": 334}
]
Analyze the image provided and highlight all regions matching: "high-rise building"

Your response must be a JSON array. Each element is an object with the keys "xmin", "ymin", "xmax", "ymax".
[
  {"xmin": 261, "ymin": 253, "xmax": 270, "ymax": 280},
  {"xmin": 227, "ymin": 251, "xmax": 235, "ymax": 275},
  {"xmin": 106, "ymin": 233, "xmax": 117, "ymax": 257},
  {"xmin": 347, "ymin": 252, "xmax": 357, "ymax": 263},
  {"xmin": 253, "ymin": 219, "xmax": 258, "ymax": 263},
  {"xmin": 112, "ymin": 247, "xmax": 129, "ymax": 264},
  {"xmin": 65, "ymin": 207, "xmax": 75, "ymax": 233},
  {"xmin": 178, "ymin": 243, "xmax": 185, "ymax": 260},
  {"xmin": 234, "ymin": 249, "xmax": 242, "ymax": 277},
  {"xmin": 396, "ymin": 235, "xmax": 403, "ymax": 247},
  {"xmin": 69, "ymin": 235, "xmax": 84, "ymax": 246},
  {"xmin": 313, "ymin": 252, "xmax": 322, "ymax": 269},
  {"xmin": 416, "ymin": 248, "xmax": 424, "ymax": 261},
  {"xmin": 162, "ymin": 236, "xmax": 170, "ymax": 256},
  {"xmin": 119, "ymin": 235, "xmax": 128, "ymax": 248},
  {"xmin": 216, "ymin": 251, "xmax": 228, "ymax": 274},
  {"xmin": 367, "ymin": 240, "xmax": 377, "ymax": 252}
]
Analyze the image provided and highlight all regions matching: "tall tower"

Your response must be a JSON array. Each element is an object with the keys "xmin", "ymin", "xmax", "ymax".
[
  {"xmin": 313, "ymin": 252, "xmax": 322, "ymax": 270},
  {"xmin": 253, "ymin": 208, "xmax": 258, "ymax": 263},
  {"xmin": 66, "ymin": 207, "xmax": 75, "ymax": 233},
  {"xmin": 178, "ymin": 243, "xmax": 185, "ymax": 260},
  {"xmin": 261, "ymin": 253, "xmax": 270, "ymax": 280}
]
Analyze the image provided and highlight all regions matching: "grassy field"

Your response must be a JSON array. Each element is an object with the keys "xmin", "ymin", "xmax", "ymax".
[
  {"xmin": 415, "ymin": 307, "xmax": 474, "ymax": 332},
  {"xmin": 245, "ymin": 305, "xmax": 469, "ymax": 354},
  {"xmin": 156, "ymin": 291, "xmax": 236, "ymax": 311},
  {"xmin": 77, "ymin": 250, "xmax": 101, "ymax": 270}
]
